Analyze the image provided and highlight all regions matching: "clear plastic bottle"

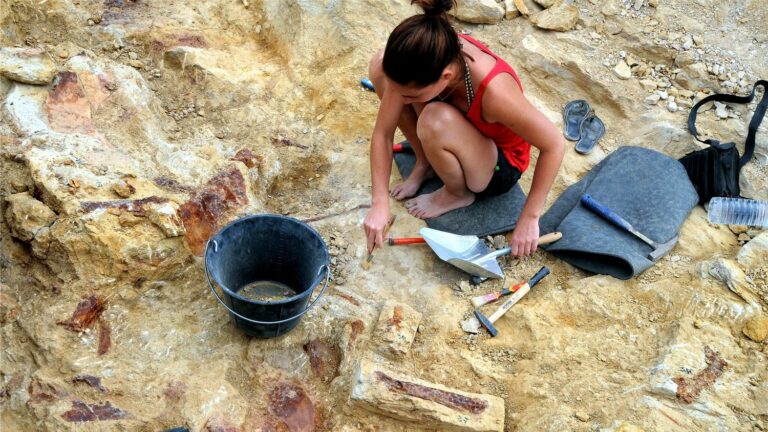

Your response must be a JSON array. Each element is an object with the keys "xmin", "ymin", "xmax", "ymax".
[{"xmin": 707, "ymin": 197, "xmax": 768, "ymax": 228}]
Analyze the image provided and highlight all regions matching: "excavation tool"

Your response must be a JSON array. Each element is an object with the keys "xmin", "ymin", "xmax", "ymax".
[
  {"xmin": 580, "ymin": 194, "xmax": 677, "ymax": 262},
  {"xmin": 475, "ymin": 266, "xmax": 550, "ymax": 337},
  {"xmin": 361, "ymin": 215, "xmax": 396, "ymax": 270},
  {"xmin": 419, "ymin": 228, "xmax": 561, "ymax": 278},
  {"xmin": 388, "ymin": 237, "xmax": 426, "ymax": 246},
  {"xmin": 361, "ymin": 78, "xmax": 375, "ymax": 92},
  {"xmin": 471, "ymin": 278, "xmax": 531, "ymax": 308}
]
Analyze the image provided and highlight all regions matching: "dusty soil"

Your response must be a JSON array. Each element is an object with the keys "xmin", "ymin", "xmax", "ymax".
[{"xmin": 1, "ymin": 0, "xmax": 766, "ymax": 431}]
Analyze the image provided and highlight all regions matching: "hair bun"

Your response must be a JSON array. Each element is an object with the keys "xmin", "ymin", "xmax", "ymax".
[{"xmin": 412, "ymin": 0, "xmax": 456, "ymax": 17}]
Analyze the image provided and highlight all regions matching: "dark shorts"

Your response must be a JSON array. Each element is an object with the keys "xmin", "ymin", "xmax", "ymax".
[{"xmin": 476, "ymin": 150, "xmax": 521, "ymax": 198}]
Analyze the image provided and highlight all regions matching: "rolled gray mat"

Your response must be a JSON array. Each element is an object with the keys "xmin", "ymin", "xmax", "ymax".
[{"xmin": 540, "ymin": 146, "xmax": 698, "ymax": 279}]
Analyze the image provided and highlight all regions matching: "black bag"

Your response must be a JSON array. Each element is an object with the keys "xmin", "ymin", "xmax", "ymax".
[{"xmin": 679, "ymin": 80, "xmax": 768, "ymax": 204}]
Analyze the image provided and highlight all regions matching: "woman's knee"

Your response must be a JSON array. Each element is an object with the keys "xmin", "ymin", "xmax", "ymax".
[{"xmin": 416, "ymin": 102, "xmax": 460, "ymax": 144}]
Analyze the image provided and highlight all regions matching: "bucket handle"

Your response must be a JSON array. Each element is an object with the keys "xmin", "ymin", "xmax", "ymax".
[{"xmin": 204, "ymin": 239, "xmax": 331, "ymax": 326}]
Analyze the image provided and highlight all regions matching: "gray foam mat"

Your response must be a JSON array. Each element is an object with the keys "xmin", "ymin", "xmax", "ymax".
[
  {"xmin": 539, "ymin": 146, "xmax": 698, "ymax": 279},
  {"xmin": 393, "ymin": 152, "xmax": 527, "ymax": 236}
]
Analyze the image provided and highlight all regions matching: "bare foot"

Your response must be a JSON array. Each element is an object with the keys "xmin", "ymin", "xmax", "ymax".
[
  {"xmin": 390, "ymin": 165, "xmax": 434, "ymax": 200},
  {"xmin": 404, "ymin": 187, "xmax": 475, "ymax": 219}
]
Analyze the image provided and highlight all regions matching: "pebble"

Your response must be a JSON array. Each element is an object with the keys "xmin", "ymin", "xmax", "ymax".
[
  {"xmin": 667, "ymin": 101, "xmax": 678, "ymax": 112},
  {"xmin": 714, "ymin": 102, "xmax": 729, "ymax": 118},
  {"xmin": 613, "ymin": 60, "xmax": 632, "ymax": 80},
  {"xmin": 644, "ymin": 94, "xmax": 661, "ymax": 105},
  {"xmin": 455, "ymin": 280, "xmax": 471, "ymax": 292},
  {"xmin": 639, "ymin": 79, "xmax": 658, "ymax": 91},
  {"xmin": 575, "ymin": 411, "xmax": 590, "ymax": 422},
  {"xmin": 693, "ymin": 320, "xmax": 703, "ymax": 329},
  {"xmin": 658, "ymin": 90, "xmax": 668, "ymax": 100},
  {"xmin": 682, "ymin": 35, "xmax": 694, "ymax": 50},
  {"xmin": 743, "ymin": 315, "xmax": 768, "ymax": 342}
]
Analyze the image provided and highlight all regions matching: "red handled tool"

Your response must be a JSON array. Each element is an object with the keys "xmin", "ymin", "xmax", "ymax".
[
  {"xmin": 392, "ymin": 141, "xmax": 413, "ymax": 153},
  {"xmin": 388, "ymin": 237, "xmax": 426, "ymax": 246}
]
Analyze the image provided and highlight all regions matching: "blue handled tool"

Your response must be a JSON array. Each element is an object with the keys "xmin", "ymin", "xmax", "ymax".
[
  {"xmin": 360, "ymin": 78, "xmax": 375, "ymax": 92},
  {"xmin": 580, "ymin": 194, "xmax": 677, "ymax": 262}
]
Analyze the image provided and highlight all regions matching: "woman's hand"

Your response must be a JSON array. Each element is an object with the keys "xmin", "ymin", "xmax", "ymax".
[
  {"xmin": 509, "ymin": 214, "xmax": 540, "ymax": 256},
  {"xmin": 364, "ymin": 205, "xmax": 391, "ymax": 254}
]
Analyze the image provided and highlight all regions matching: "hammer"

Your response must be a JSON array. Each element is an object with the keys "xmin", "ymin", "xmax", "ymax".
[
  {"xmin": 475, "ymin": 266, "xmax": 550, "ymax": 337},
  {"xmin": 580, "ymin": 194, "xmax": 678, "ymax": 262}
]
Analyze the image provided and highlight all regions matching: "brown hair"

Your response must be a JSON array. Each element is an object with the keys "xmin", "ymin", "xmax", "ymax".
[{"xmin": 383, "ymin": 0, "xmax": 460, "ymax": 87}]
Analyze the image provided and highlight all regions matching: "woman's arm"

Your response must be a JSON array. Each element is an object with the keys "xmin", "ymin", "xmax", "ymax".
[
  {"xmin": 364, "ymin": 84, "xmax": 404, "ymax": 253},
  {"xmin": 482, "ymin": 74, "xmax": 566, "ymax": 256}
]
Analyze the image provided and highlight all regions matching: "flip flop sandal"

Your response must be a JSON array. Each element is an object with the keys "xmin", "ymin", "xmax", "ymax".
[
  {"xmin": 562, "ymin": 99, "xmax": 591, "ymax": 141},
  {"xmin": 575, "ymin": 115, "xmax": 605, "ymax": 155}
]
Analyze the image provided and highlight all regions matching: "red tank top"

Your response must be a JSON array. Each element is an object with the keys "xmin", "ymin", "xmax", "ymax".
[{"xmin": 460, "ymin": 34, "xmax": 531, "ymax": 173}]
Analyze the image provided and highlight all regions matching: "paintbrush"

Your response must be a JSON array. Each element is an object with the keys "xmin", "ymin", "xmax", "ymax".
[
  {"xmin": 361, "ymin": 215, "xmax": 396, "ymax": 270},
  {"xmin": 471, "ymin": 280, "xmax": 526, "ymax": 308}
]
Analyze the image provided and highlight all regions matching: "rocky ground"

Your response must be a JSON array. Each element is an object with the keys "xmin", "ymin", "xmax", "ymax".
[{"xmin": 1, "ymin": 0, "xmax": 767, "ymax": 431}]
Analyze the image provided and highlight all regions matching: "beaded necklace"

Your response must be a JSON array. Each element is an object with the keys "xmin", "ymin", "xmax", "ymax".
[
  {"xmin": 437, "ymin": 56, "xmax": 474, "ymax": 111},
  {"xmin": 462, "ymin": 56, "xmax": 475, "ymax": 109}
]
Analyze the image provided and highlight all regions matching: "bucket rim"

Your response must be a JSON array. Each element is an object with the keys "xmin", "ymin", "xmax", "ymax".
[{"xmin": 205, "ymin": 213, "xmax": 330, "ymax": 306}]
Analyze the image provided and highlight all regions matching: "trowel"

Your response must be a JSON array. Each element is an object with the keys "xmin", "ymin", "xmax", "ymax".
[{"xmin": 419, "ymin": 228, "xmax": 562, "ymax": 278}]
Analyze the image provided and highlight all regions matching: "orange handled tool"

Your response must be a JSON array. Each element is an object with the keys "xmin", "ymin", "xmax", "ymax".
[
  {"xmin": 388, "ymin": 237, "xmax": 426, "ymax": 246},
  {"xmin": 392, "ymin": 141, "xmax": 413, "ymax": 153}
]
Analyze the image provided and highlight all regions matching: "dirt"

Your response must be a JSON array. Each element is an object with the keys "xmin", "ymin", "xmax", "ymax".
[
  {"xmin": 1, "ymin": 0, "xmax": 767, "ymax": 431},
  {"xmin": 238, "ymin": 281, "xmax": 296, "ymax": 303}
]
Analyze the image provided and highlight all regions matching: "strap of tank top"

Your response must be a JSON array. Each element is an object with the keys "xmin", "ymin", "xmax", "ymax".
[{"xmin": 459, "ymin": 34, "xmax": 497, "ymax": 59}]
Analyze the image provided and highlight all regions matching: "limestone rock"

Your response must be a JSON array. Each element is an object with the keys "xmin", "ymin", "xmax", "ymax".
[
  {"xmin": 350, "ymin": 358, "xmax": 505, "ymax": 431},
  {"xmin": 533, "ymin": 0, "xmax": 556, "ymax": 7},
  {"xmin": 513, "ymin": 0, "xmax": 530, "ymax": 16},
  {"xmin": 613, "ymin": 60, "xmax": 632, "ymax": 79},
  {"xmin": 529, "ymin": 0, "xmax": 579, "ymax": 31},
  {"xmin": 42, "ymin": 200, "xmax": 191, "ymax": 282},
  {"xmin": 4, "ymin": 192, "xmax": 57, "ymax": 241},
  {"xmin": 704, "ymin": 258, "xmax": 759, "ymax": 304},
  {"xmin": 675, "ymin": 63, "xmax": 710, "ymax": 91},
  {"xmin": 112, "ymin": 180, "xmax": 135, "ymax": 198},
  {"xmin": 574, "ymin": 411, "xmax": 589, "ymax": 422},
  {"xmin": 647, "ymin": 318, "xmax": 755, "ymax": 421},
  {"xmin": 502, "ymin": 0, "xmax": 521, "ymax": 19},
  {"xmin": 375, "ymin": 300, "xmax": 422, "ymax": 356},
  {"xmin": 601, "ymin": 0, "xmax": 621, "ymax": 16},
  {"xmin": 453, "ymin": 0, "xmax": 504, "ymax": 24},
  {"xmin": 461, "ymin": 317, "xmax": 481, "ymax": 334},
  {"xmin": 742, "ymin": 315, "xmax": 768, "ymax": 342},
  {"xmin": 736, "ymin": 232, "xmax": 768, "ymax": 271},
  {"xmin": 0, "ymin": 48, "xmax": 57, "ymax": 85},
  {"xmin": 616, "ymin": 422, "xmax": 647, "ymax": 432},
  {"xmin": 675, "ymin": 51, "xmax": 696, "ymax": 67},
  {"xmin": 145, "ymin": 201, "xmax": 185, "ymax": 238},
  {"xmin": 644, "ymin": 94, "xmax": 661, "ymax": 105}
]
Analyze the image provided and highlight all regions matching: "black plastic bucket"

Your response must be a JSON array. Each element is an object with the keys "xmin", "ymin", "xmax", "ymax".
[{"xmin": 204, "ymin": 214, "xmax": 330, "ymax": 338}]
